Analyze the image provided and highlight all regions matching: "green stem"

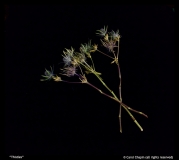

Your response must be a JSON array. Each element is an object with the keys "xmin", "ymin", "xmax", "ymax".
[
  {"xmin": 94, "ymin": 73, "xmax": 143, "ymax": 131},
  {"xmin": 60, "ymin": 78, "xmax": 146, "ymax": 131},
  {"xmin": 79, "ymin": 61, "xmax": 91, "ymax": 71},
  {"xmin": 95, "ymin": 74, "xmax": 118, "ymax": 100},
  {"xmin": 89, "ymin": 56, "xmax": 95, "ymax": 70},
  {"xmin": 81, "ymin": 61, "xmax": 101, "ymax": 76},
  {"xmin": 87, "ymin": 81, "xmax": 147, "ymax": 118}
]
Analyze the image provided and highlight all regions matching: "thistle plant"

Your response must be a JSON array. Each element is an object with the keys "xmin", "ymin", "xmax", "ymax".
[{"xmin": 41, "ymin": 26, "xmax": 148, "ymax": 133}]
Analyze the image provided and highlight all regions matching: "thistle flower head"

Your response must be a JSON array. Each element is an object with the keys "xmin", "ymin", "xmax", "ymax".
[
  {"xmin": 96, "ymin": 26, "xmax": 108, "ymax": 37},
  {"xmin": 62, "ymin": 47, "xmax": 75, "ymax": 66},
  {"xmin": 109, "ymin": 30, "xmax": 121, "ymax": 41},
  {"xmin": 74, "ymin": 52, "xmax": 87, "ymax": 64},
  {"xmin": 61, "ymin": 66, "xmax": 77, "ymax": 77},
  {"xmin": 100, "ymin": 39, "xmax": 117, "ymax": 52},
  {"xmin": 80, "ymin": 40, "xmax": 93, "ymax": 57},
  {"xmin": 62, "ymin": 54, "xmax": 72, "ymax": 66},
  {"xmin": 63, "ymin": 47, "xmax": 74, "ymax": 56},
  {"xmin": 40, "ymin": 66, "xmax": 54, "ymax": 81}
]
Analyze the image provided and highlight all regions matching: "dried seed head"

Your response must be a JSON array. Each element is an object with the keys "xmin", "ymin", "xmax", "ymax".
[
  {"xmin": 96, "ymin": 26, "xmax": 108, "ymax": 37},
  {"xmin": 62, "ymin": 47, "xmax": 75, "ymax": 66},
  {"xmin": 90, "ymin": 44, "xmax": 98, "ymax": 53},
  {"xmin": 101, "ymin": 39, "xmax": 117, "ymax": 52},
  {"xmin": 104, "ymin": 34, "xmax": 109, "ymax": 41},
  {"xmin": 62, "ymin": 54, "xmax": 72, "ymax": 66},
  {"xmin": 41, "ymin": 66, "xmax": 54, "ymax": 81},
  {"xmin": 53, "ymin": 75, "xmax": 62, "ymax": 82},
  {"xmin": 61, "ymin": 66, "xmax": 77, "ymax": 77},
  {"xmin": 109, "ymin": 30, "xmax": 121, "ymax": 41},
  {"xmin": 80, "ymin": 40, "xmax": 93, "ymax": 53}
]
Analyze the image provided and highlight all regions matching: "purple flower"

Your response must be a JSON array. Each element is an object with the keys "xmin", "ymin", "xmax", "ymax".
[
  {"xmin": 101, "ymin": 39, "xmax": 117, "ymax": 52},
  {"xmin": 61, "ymin": 66, "xmax": 77, "ymax": 77}
]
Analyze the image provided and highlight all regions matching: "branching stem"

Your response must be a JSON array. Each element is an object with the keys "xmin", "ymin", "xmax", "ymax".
[
  {"xmin": 97, "ymin": 49, "xmax": 114, "ymax": 59},
  {"xmin": 58, "ymin": 77, "xmax": 147, "ymax": 132}
]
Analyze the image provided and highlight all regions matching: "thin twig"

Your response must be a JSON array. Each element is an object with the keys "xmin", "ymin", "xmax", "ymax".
[
  {"xmin": 90, "ymin": 56, "xmax": 95, "ymax": 70},
  {"xmin": 117, "ymin": 38, "xmax": 120, "ymax": 60},
  {"xmin": 116, "ymin": 39, "xmax": 123, "ymax": 133},
  {"xmin": 86, "ymin": 81, "xmax": 145, "ymax": 131},
  {"xmin": 93, "ymin": 73, "xmax": 144, "ymax": 131},
  {"xmin": 121, "ymin": 103, "xmax": 148, "ymax": 118},
  {"xmin": 78, "ymin": 65, "xmax": 84, "ymax": 75},
  {"xmin": 97, "ymin": 49, "xmax": 114, "ymax": 59},
  {"xmin": 60, "ymin": 79, "xmax": 147, "ymax": 131}
]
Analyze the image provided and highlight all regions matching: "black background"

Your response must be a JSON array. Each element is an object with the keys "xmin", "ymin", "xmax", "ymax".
[{"xmin": 5, "ymin": 5, "xmax": 174, "ymax": 155}]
